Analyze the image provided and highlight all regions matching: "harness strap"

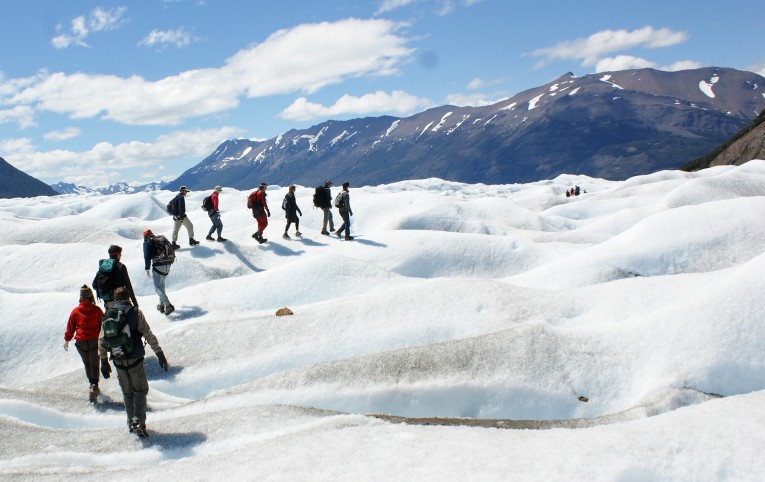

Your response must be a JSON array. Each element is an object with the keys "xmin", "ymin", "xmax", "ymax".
[{"xmin": 113, "ymin": 357, "xmax": 144, "ymax": 371}]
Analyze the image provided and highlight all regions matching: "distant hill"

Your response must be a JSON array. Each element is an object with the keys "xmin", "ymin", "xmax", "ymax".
[
  {"xmin": 0, "ymin": 157, "xmax": 58, "ymax": 199},
  {"xmin": 682, "ymin": 109, "xmax": 765, "ymax": 171},
  {"xmin": 167, "ymin": 67, "xmax": 765, "ymax": 190},
  {"xmin": 49, "ymin": 181, "xmax": 168, "ymax": 195}
]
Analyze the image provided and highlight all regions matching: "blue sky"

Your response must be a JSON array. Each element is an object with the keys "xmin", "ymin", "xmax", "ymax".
[{"xmin": 1, "ymin": 0, "xmax": 763, "ymax": 188}]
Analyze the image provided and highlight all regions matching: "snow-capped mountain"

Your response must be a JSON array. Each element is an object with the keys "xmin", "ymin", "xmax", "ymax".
[
  {"xmin": 168, "ymin": 67, "xmax": 765, "ymax": 190},
  {"xmin": 50, "ymin": 181, "xmax": 168, "ymax": 195}
]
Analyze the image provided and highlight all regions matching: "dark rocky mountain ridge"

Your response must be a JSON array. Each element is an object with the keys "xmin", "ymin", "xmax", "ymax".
[
  {"xmin": 0, "ymin": 157, "xmax": 58, "ymax": 199},
  {"xmin": 151, "ymin": 67, "xmax": 764, "ymax": 189}
]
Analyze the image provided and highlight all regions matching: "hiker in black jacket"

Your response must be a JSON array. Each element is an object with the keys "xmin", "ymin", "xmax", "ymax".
[
  {"xmin": 171, "ymin": 186, "xmax": 199, "ymax": 249},
  {"xmin": 319, "ymin": 180, "xmax": 335, "ymax": 235},
  {"xmin": 282, "ymin": 185, "xmax": 303, "ymax": 239},
  {"xmin": 93, "ymin": 244, "xmax": 139, "ymax": 309}
]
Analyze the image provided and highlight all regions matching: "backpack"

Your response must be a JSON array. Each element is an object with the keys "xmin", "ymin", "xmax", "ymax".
[
  {"xmin": 334, "ymin": 192, "xmax": 345, "ymax": 209},
  {"xmin": 313, "ymin": 186, "xmax": 325, "ymax": 208},
  {"xmin": 247, "ymin": 192, "xmax": 257, "ymax": 209},
  {"xmin": 166, "ymin": 197, "xmax": 179, "ymax": 216},
  {"xmin": 102, "ymin": 307, "xmax": 134, "ymax": 358},
  {"xmin": 93, "ymin": 258, "xmax": 119, "ymax": 302},
  {"xmin": 201, "ymin": 195, "xmax": 214, "ymax": 212},
  {"xmin": 282, "ymin": 195, "xmax": 289, "ymax": 210},
  {"xmin": 151, "ymin": 235, "xmax": 176, "ymax": 266}
]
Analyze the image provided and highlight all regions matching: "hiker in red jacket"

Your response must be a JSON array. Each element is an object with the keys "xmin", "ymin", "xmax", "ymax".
[
  {"xmin": 64, "ymin": 285, "xmax": 105, "ymax": 403},
  {"xmin": 248, "ymin": 183, "xmax": 271, "ymax": 243}
]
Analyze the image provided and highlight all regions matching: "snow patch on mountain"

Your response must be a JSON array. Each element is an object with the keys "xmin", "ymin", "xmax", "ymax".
[
  {"xmin": 528, "ymin": 94, "xmax": 545, "ymax": 110},
  {"xmin": 599, "ymin": 75, "xmax": 624, "ymax": 90},
  {"xmin": 431, "ymin": 112, "xmax": 453, "ymax": 132},
  {"xmin": 699, "ymin": 75, "xmax": 720, "ymax": 98},
  {"xmin": 385, "ymin": 120, "xmax": 400, "ymax": 137}
]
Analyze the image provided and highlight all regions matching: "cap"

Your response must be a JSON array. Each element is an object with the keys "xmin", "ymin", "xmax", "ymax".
[
  {"xmin": 324, "ymin": 180, "xmax": 333, "ymax": 187},
  {"xmin": 80, "ymin": 284, "xmax": 95, "ymax": 302},
  {"xmin": 259, "ymin": 182, "xmax": 268, "ymax": 188},
  {"xmin": 142, "ymin": 229, "xmax": 154, "ymax": 238},
  {"xmin": 214, "ymin": 185, "xmax": 222, "ymax": 192},
  {"xmin": 180, "ymin": 186, "xmax": 189, "ymax": 192}
]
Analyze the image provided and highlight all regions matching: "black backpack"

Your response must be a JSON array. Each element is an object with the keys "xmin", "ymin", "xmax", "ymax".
[
  {"xmin": 93, "ymin": 258, "xmax": 119, "ymax": 302},
  {"xmin": 151, "ymin": 235, "xmax": 176, "ymax": 266},
  {"xmin": 201, "ymin": 195, "xmax": 214, "ymax": 212},
  {"xmin": 102, "ymin": 307, "xmax": 134, "ymax": 358},
  {"xmin": 166, "ymin": 197, "xmax": 179, "ymax": 216},
  {"xmin": 313, "ymin": 186, "xmax": 324, "ymax": 208}
]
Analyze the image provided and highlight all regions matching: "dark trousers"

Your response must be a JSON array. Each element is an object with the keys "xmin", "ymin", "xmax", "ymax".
[
  {"xmin": 336, "ymin": 210, "xmax": 351, "ymax": 236},
  {"xmin": 75, "ymin": 339, "xmax": 100, "ymax": 386}
]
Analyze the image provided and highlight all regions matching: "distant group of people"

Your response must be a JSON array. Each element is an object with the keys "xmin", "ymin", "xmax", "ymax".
[
  {"xmin": 63, "ymin": 179, "xmax": 356, "ymax": 437},
  {"xmin": 565, "ymin": 186, "xmax": 584, "ymax": 197}
]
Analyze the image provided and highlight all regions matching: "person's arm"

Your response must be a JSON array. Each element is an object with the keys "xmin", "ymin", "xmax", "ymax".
[
  {"xmin": 121, "ymin": 264, "xmax": 139, "ymax": 307},
  {"xmin": 178, "ymin": 195, "xmax": 186, "ymax": 217},
  {"xmin": 212, "ymin": 192, "xmax": 219, "ymax": 211},
  {"xmin": 136, "ymin": 309, "xmax": 162, "ymax": 355},
  {"xmin": 143, "ymin": 240, "xmax": 151, "ymax": 271},
  {"xmin": 263, "ymin": 193, "xmax": 270, "ymax": 216},
  {"xmin": 64, "ymin": 308, "xmax": 77, "ymax": 342}
]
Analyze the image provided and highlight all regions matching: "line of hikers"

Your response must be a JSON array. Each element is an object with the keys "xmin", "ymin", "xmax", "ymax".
[{"xmin": 63, "ymin": 180, "xmax": 355, "ymax": 438}]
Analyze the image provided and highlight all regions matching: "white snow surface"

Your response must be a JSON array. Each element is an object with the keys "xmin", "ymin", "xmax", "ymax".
[
  {"xmin": 699, "ymin": 75, "xmax": 720, "ymax": 98},
  {"xmin": 2, "ymin": 162, "xmax": 765, "ymax": 480}
]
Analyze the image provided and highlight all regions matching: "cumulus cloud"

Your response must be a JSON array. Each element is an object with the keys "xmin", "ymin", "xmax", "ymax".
[
  {"xmin": 1, "ymin": 126, "xmax": 243, "ymax": 185},
  {"xmin": 51, "ymin": 6, "xmax": 127, "ymax": 49},
  {"xmin": 748, "ymin": 61, "xmax": 765, "ymax": 77},
  {"xmin": 531, "ymin": 26, "xmax": 689, "ymax": 68},
  {"xmin": 0, "ymin": 106, "xmax": 36, "ymax": 129},
  {"xmin": 11, "ymin": 18, "xmax": 413, "ymax": 126},
  {"xmin": 43, "ymin": 127, "xmax": 81, "ymax": 142},
  {"xmin": 279, "ymin": 90, "xmax": 431, "ymax": 121},
  {"xmin": 139, "ymin": 28, "xmax": 197, "ymax": 49},
  {"xmin": 595, "ymin": 55, "xmax": 702, "ymax": 73}
]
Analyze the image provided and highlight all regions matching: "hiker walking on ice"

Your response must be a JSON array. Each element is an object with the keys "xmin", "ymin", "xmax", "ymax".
[
  {"xmin": 99, "ymin": 287, "xmax": 168, "ymax": 439},
  {"xmin": 317, "ymin": 180, "xmax": 335, "ymax": 235},
  {"xmin": 93, "ymin": 244, "xmax": 139, "ymax": 309},
  {"xmin": 335, "ymin": 181, "xmax": 354, "ymax": 240},
  {"xmin": 170, "ymin": 186, "xmax": 200, "ymax": 249},
  {"xmin": 64, "ymin": 285, "xmax": 105, "ymax": 403},
  {"xmin": 282, "ymin": 185, "xmax": 302, "ymax": 239},
  {"xmin": 248, "ymin": 182, "xmax": 271, "ymax": 244},
  {"xmin": 143, "ymin": 229, "xmax": 176, "ymax": 316},
  {"xmin": 205, "ymin": 185, "xmax": 227, "ymax": 242}
]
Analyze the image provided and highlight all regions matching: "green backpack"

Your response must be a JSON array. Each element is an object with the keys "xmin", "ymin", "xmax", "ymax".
[{"xmin": 102, "ymin": 307, "xmax": 134, "ymax": 358}]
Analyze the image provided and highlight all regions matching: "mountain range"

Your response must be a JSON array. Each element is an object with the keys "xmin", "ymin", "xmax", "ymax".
[
  {"xmin": 49, "ymin": 181, "xmax": 169, "ymax": 195},
  {"xmin": 168, "ymin": 67, "xmax": 765, "ymax": 190}
]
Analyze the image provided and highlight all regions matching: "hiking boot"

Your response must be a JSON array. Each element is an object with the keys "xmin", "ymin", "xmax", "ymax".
[
  {"xmin": 295, "ymin": 231, "xmax": 302, "ymax": 237},
  {"xmin": 258, "ymin": 237, "xmax": 268, "ymax": 244},
  {"xmin": 205, "ymin": 235, "xmax": 214, "ymax": 241},
  {"xmin": 172, "ymin": 241, "xmax": 181, "ymax": 250},
  {"xmin": 283, "ymin": 233, "xmax": 291, "ymax": 240},
  {"xmin": 130, "ymin": 417, "xmax": 148, "ymax": 439},
  {"xmin": 320, "ymin": 230, "xmax": 329, "ymax": 235},
  {"xmin": 216, "ymin": 237, "xmax": 227, "ymax": 242},
  {"xmin": 336, "ymin": 231, "xmax": 342, "ymax": 238},
  {"xmin": 89, "ymin": 384, "xmax": 99, "ymax": 403},
  {"xmin": 156, "ymin": 304, "xmax": 165, "ymax": 313},
  {"xmin": 164, "ymin": 304, "xmax": 175, "ymax": 315},
  {"xmin": 189, "ymin": 238, "xmax": 200, "ymax": 246},
  {"xmin": 252, "ymin": 232, "xmax": 258, "ymax": 238},
  {"xmin": 330, "ymin": 228, "xmax": 335, "ymax": 232},
  {"xmin": 345, "ymin": 235, "xmax": 354, "ymax": 240}
]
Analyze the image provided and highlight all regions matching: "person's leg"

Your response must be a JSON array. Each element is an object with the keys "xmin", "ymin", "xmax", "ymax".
[
  {"xmin": 182, "ymin": 216, "xmax": 195, "ymax": 240},
  {"xmin": 172, "ymin": 217, "xmax": 182, "ymax": 242},
  {"xmin": 75, "ymin": 339, "xmax": 100, "ymax": 386},
  {"xmin": 215, "ymin": 213, "xmax": 223, "ymax": 237},
  {"xmin": 128, "ymin": 361, "xmax": 150, "ymax": 427},
  {"xmin": 116, "ymin": 365, "xmax": 135, "ymax": 427},
  {"xmin": 153, "ymin": 265, "xmax": 171, "ymax": 307},
  {"xmin": 341, "ymin": 211, "xmax": 351, "ymax": 237},
  {"xmin": 208, "ymin": 212, "xmax": 216, "ymax": 238},
  {"xmin": 327, "ymin": 208, "xmax": 334, "ymax": 231}
]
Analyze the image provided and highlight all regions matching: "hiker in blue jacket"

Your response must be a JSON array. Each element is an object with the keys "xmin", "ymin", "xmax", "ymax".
[{"xmin": 171, "ymin": 186, "xmax": 199, "ymax": 249}]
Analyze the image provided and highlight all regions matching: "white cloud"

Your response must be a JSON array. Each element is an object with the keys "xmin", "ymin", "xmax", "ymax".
[
  {"xmin": 12, "ymin": 18, "xmax": 413, "ymax": 126},
  {"xmin": 279, "ymin": 90, "xmax": 431, "ymax": 121},
  {"xmin": 139, "ymin": 28, "xmax": 197, "ymax": 49},
  {"xmin": 531, "ymin": 26, "xmax": 688, "ymax": 68},
  {"xmin": 747, "ymin": 61, "xmax": 765, "ymax": 78},
  {"xmin": 51, "ymin": 6, "xmax": 128, "ymax": 49},
  {"xmin": 595, "ymin": 55, "xmax": 701, "ymax": 73},
  {"xmin": 377, "ymin": 0, "xmax": 418, "ymax": 14},
  {"xmin": 445, "ymin": 92, "xmax": 508, "ymax": 107},
  {"xmin": 0, "ymin": 105, "xmax": 36, "ymax": 129},
  {"xmin": 43, "ymin": 127, "xmax": 81, "ymax": 142},
  {"xmin": 467, "ymin": 78, "xmax": 484, "ymax": 90},
  {"xmin": 376, "ymin": 0, "xmax": 482, "ymax": 15},
  {"xmin": 1, "ymin": 126, "xmax": 243, "ymax": 185}
]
